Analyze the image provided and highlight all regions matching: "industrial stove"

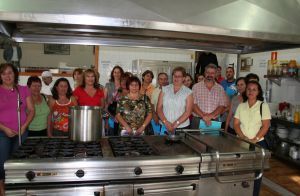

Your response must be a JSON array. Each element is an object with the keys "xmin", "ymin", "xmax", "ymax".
[{"xmin": 4, "ymin": 130, "xmax": 270, "ymax": 196}]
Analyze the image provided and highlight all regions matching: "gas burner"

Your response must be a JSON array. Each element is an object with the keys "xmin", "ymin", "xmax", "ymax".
[
  {"xmin": 11, "ymin": 138, "xmax": 103, "ymax": 159},
  {"xmin": 109, "ymin": 137, "xmax": 155, "ymax": 157}
]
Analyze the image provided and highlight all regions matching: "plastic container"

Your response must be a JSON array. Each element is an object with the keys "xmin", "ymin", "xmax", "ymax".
[{"xmin": 288, "ymin": 60, "xmax": 297, "ymax": 77}]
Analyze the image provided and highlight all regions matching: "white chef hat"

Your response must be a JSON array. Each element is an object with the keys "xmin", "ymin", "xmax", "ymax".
[{"xmin": 41, "ymin": 71, "xmax": 52, "ymax": 77}]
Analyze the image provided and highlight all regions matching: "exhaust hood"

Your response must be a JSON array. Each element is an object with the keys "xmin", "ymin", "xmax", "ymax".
[{"xmin": 0, "ymin": 0, "xmax": 300, "ymax": 53}]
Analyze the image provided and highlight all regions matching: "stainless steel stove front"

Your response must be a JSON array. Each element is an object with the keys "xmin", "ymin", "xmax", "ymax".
[{"xmin": 5, "ymin": 156, "xmax": 200, "ymax": 184}]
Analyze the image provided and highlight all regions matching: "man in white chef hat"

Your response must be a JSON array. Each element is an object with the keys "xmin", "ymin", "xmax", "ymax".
[{"xmin": 41, "ymin": 70, "xmax": 54, "ymax": 97}]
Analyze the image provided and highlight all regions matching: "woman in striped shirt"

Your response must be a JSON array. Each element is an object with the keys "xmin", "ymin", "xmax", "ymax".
[{"xmin": 157, "ymin": 66, "xmax": 193, "ymax": 135}]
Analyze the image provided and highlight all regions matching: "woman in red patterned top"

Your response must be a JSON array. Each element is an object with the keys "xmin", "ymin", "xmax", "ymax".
[
  {"xmin": 73, "ymin": 69, "xmax": 105, "ymax": 107},
  {"xmin": 48, "ymin": 78, "xmax": 77, "ymax": 137}
]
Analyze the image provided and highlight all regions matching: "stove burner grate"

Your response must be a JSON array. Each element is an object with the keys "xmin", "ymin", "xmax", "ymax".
[
  {"xmin": 11, "ymin": 138, "xmax": 103, "ymax": 159},
  {"xmin": 109, "ymin": 137, "xmax": 155, "ymax": 157}
]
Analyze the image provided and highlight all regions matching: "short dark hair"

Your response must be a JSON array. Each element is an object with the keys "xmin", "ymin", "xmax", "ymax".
[
  {"xmin": 245, "ymin": 73, "xmax": 259, "ymax": 83},
  {"xmin": 126, "ymin": 76, "xmax": 141, "ymax": 90},
  {"xmin": 226, "ymin": 67, "xmax": 234, "ymax": 72},
  {"xmin": 0, "ymin": 63, "xmax": 19, "ymax": 85},
  {"xmin": 185, "ymin": 73, "xmax": 194, "ymax": 89},
  {"xmin": 205, "ymin": 64, "xmax": 217, "ymax": 72},
  {"xmin": 110, "ymin": 65, "xmax": 124, "ymax": 82},
  {"xmin": 51, "ymin": 78, "xmax": 73, "ymax": 100},
  {"xmin": 72, "ymin": 68, "xmax": 84, "ymax": 79},
  {"xmin": 27, "ymin": 76, "xmax": 42, "ymax": 87},
  {"xmin": 172, "ymin": 66, "xmax": 187, "ymax": 77},
  {"xmin": 242, "ymin": 80, "xmax": 264, "ymax": 102},
  {"xmin": 235, "ymin": 77, "xmax": 246, "ymax": 85},
  {"xmin": 142, "ymin": 70, "xmax": 154, "ymax": 82},
  {"xmin": 157, "ymin": 72, "xmax": 168, "ymax": 79}
]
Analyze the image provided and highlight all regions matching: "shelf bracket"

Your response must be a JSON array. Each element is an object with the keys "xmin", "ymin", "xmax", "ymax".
[{"xmin": 269, "ymin": 78, "xmax": 281, "ymax": 86}]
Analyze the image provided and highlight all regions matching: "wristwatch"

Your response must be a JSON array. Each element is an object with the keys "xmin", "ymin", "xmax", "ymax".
[
  {"xmin": 255, "ymin": 136, "xmax": 260, "ymax": 141},
  {"xmin": 176, "ymin": 120, "xmax": 180, "ymax": 125}
]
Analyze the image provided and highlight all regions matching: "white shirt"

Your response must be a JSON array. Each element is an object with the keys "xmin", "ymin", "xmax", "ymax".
[
  {"xmin": 41, "ymin": 81, "xmax": 53, "ymax": 96},
  {"xmin": 162, "ymin": 84, "xmax": 192, "ymax": 128}
]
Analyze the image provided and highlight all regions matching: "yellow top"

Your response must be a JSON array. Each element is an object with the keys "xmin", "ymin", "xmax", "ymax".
[
  {"xmin": 234, "ymin": 100, "xmax": 271, "ymax": 140},
  {"xmin": 140, "ymin": 84, "xmax": 155, "ymax": 100}
]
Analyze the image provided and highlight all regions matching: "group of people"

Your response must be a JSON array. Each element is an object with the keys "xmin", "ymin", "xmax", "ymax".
[
  {"xmin": 0, "ymin": 63, "xmax": 106, "ymax": 194},
  {"xmin": 0, "ymin": 62, "xmax": 271, "ymax": 195}
]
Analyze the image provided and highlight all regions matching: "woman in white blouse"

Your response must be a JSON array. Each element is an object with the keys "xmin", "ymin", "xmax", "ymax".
[{"xmin": 157, "ymin": 67, "xmax": 193, "ymax": 134}]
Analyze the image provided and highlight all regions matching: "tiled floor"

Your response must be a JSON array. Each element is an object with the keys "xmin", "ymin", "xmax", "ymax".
[{"xmin": 261, "ymin": 156, "xmax": 300, "ymax": 195}]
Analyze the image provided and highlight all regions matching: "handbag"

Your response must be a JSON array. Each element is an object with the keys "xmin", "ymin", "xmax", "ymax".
[
  {"xmin": 107, "ymin": 101, "xmax": 117, "ymax": 116},
  {"xmin": 260, "ymin": 102, "xmax": 280, "ymax": 150}
]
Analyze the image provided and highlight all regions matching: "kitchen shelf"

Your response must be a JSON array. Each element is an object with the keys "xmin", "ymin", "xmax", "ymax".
[
  {"xmin": 20, "ymin": 72, "xmax": 72, "ymax": 77},
  {"xmin": 271, "ymin": 118, "xmax": 300, "ymax": 129},
  {"xmin": 264, "ymin": 75, "xmax": 300, "ymax": 86},
  {"xmin": 279, "ymin": 138, "xmax": 300, "ymax": 146}
]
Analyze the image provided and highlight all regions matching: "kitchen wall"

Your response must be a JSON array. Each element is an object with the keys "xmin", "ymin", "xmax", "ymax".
[
  {"xmin": 98, "ymin": 46, "xmax": 237, "ymax": 85},
  {"xmin": 0, "ymin": 43, "xmax": 237, "ymax": 87},
  {"xmin": 0, "ymin": 43, "xmax": 94, "ymax": 69},
  {"xmin": 240, "ymin": 48, "xmax": 300, "ymax": 113},
  {"xmin": 0, "ymin": 43, "xmax": 93, "ymax": 86}
]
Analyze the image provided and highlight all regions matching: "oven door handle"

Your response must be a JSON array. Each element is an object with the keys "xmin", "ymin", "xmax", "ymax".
[
  {"xmin": 214, "ymin": 148, "xmax": 266, "ymax": 183},
  {"xmin": 137, "ymin": 183, "xmax": 196, "ymax": 195}
]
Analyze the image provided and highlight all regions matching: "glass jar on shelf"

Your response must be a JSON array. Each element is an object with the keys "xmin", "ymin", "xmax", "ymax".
[{"xmin": 288, "ymin": 60, "xmax": 297, "ymax": 77}]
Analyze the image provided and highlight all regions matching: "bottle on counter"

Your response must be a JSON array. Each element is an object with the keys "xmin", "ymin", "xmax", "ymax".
[
  {"xmin": 281, "ymin": 63, "xmax": 289, "ymax": 76},
  {"xmin": 294, "ymin": 105, "xmax": 300, "ymax": 124},
  {"xmin": 267, "ymin": 60, "xmax": 273, "ymax": 76},
  {"xmin": 277, "ymin": 63, "xmax": 282, "ymax": 76}
]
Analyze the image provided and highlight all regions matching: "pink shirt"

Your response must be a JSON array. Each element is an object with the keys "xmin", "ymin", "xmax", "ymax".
[
  {"xmin": 0, "ymin": 85, "xmax": 31, "ymax": 133},
  {"xmin": 192, "ymin": 81, "xmax": 227, "ymax": 116}
]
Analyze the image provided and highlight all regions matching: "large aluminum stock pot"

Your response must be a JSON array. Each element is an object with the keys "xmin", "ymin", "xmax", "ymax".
[{"xmin": 69, "ymin": 106, "xmax": 102, "ymax": 142}]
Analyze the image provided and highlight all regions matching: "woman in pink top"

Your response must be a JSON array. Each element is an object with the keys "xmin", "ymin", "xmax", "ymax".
[
  {"xmin": 73, "ymin": 69, "xmax": 104, "ymax": 107},
  {"xmin": 0, "ymin": 63, "xmax": 34, "ymax": 194}
]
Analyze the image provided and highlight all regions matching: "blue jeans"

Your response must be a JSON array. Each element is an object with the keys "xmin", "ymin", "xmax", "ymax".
[
  {"xmin": 253, "ymin": 140, "xmax": 268, "ymax": 196},
  {"xmin": 0, "ymin": 131, "xmax": 27, "ymax": 180}
]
